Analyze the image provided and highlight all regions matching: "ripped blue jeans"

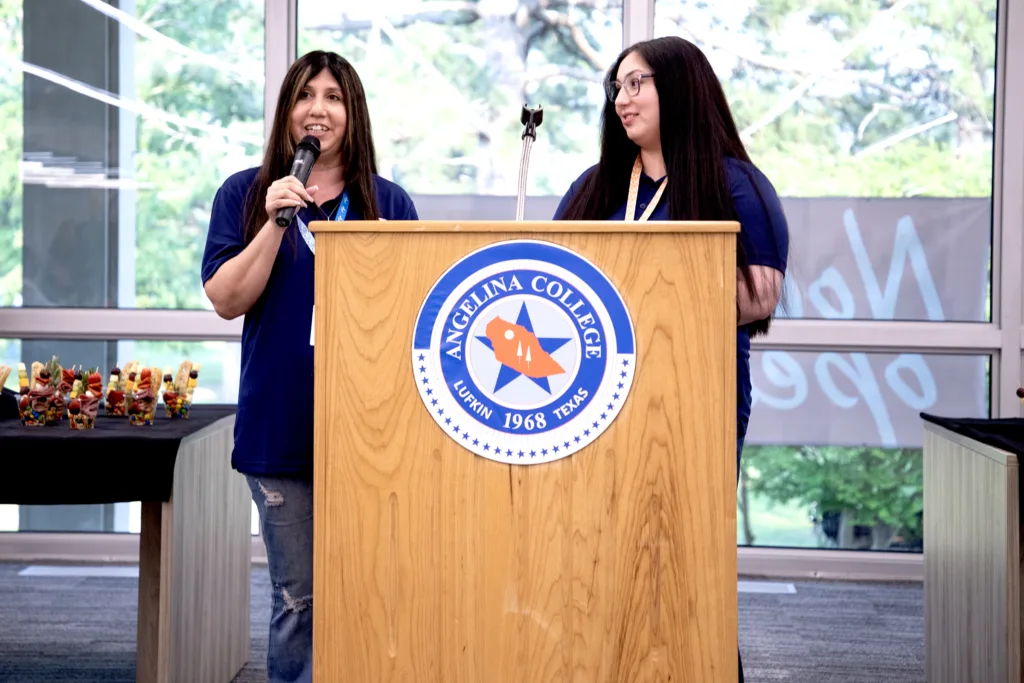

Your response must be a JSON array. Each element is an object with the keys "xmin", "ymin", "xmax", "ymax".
[{"xmin": 246, "ymin": 475, "xmax": 314, "ymax": 683}]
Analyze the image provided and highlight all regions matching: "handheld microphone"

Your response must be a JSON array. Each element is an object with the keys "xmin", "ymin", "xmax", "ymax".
[{"xmin": 275, "ymin": 135, "xmax": 322, "ymax": 227}]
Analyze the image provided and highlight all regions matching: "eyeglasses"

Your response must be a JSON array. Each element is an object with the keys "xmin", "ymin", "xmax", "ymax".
[{"xmin": 605, "ymin": 72, "xmax": 654, "ymax": 102}]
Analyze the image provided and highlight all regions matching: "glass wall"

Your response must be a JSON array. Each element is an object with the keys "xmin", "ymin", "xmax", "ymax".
[
  {"xmin": 742, "ymin": 351, "xmax": 989, "ymax": 549},
  {"xmin": 0, "ymin": 0, "xmax": 1019, "ymax": 569},
  {"xmin": 653, "ymin": 0, "xmax": 996, "ymax": 315},
  {"xmin": 297, "ymin": 0, "xmax": 624, "ymax": 196},
  {"xmin": 646, "ymin": 0, "xmax": 1000, "ymax": 549},
  {"xmin": 0, "ymin": 0, "xmax": 265, "ymax": 311},
  {"xmin": 0, "ymin": 0, "xmax": 263, "ymax": 533}
]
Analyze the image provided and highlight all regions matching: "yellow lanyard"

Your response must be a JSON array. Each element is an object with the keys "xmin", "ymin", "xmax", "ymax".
[{"xmin": 624, "ymin": 154, "xmax": 667, "ymax": 222}]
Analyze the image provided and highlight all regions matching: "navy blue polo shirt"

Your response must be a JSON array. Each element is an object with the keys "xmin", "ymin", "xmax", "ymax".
[
  {"xmin": 553, "ymin": 157, "xmax": 789, "ymax": 446},
  {"xmin": 201, "ymin": 167, "xmax": 419, "ymax": 476}
]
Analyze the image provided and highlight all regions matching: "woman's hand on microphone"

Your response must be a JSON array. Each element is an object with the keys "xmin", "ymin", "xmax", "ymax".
[
  {"xmin": 206, "ymin": 176, "xmax": 319, "ymax": 320},
  {"xmin": 265, "ymin": 176, "xmax": 318, "ymax": 219}
]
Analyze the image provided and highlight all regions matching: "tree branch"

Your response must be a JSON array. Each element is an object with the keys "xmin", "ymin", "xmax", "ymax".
[
  {"xmin": 666, "ymin": 22, "xmax": 815, "ymax": 76},
  {"xmin": 739, "ymin": 0, "xmax": 914, "ymax": 140},
  {"xmin": 856, "ymin": 102, "xmax": 900, "ymax": 141},
  {"xmin": 536, "ymin": 10, "xmax": 603, "ymax": 70},
  {"xmin": 305, "ymin": 7, "xmax": 481, "ymax": 33},
  {"xmin": 853, "ymin": 111, "xmax": 959, "ymax": 157},
  {"xmin": 304, "ymin": 0, "xmax": 617, "ymax": 33},
  {"xmin": 858, "ymin": 79, "xmax": 916, "ymax": 101},
  {"xmin": 522, "ymin": 64, "xmax": 603, "ymax": 85}
]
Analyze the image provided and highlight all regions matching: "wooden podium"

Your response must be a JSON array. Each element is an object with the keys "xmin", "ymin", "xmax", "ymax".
[{"xmin": 308, "ymin": 220, "xmax": 739, "ymax": 682}]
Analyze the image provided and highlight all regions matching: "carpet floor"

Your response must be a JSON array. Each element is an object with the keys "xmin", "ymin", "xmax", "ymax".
[{"xmin": 0, "ymin": 563, "xmax": 924, "ymax": 682}]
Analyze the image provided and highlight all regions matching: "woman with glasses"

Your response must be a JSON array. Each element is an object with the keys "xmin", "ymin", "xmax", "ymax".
[
  {"xmin": 200, "ymin": 50, "xmax": 418, "ymax": 683},
  {"xmin": 554, "ymin": 35, "xmax": 789, "ymax": 682}
]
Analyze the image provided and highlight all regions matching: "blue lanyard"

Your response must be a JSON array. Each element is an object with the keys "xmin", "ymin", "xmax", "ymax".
[{"xmin": 297, "ymin": 190, "xmax": 349, "ymax": 255}]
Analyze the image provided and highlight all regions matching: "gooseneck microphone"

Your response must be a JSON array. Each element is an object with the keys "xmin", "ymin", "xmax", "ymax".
[
  {"xmin": 275, "ymin": 135, "xmax": 322, "ymax": 227},
  {"xmin": 515, "ymin": 105, "xmax": 543, "ymax": 222}
]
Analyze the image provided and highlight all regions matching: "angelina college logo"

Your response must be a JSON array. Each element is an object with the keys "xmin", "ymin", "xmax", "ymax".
[{"xmin": 412, "ymin": 240, "xmax": 636, "ymax": 465}]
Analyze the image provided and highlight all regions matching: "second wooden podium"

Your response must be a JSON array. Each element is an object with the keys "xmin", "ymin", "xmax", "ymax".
[{"xmin": 309, "ymin": 220, "xmax": 738, "ymax": 682}]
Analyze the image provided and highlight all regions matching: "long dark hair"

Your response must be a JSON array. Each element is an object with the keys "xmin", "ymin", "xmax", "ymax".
[
  {"xmin": 559, "ymin": 36, "xmax": 780, "ymax": 337},
  {"xmin": 241, "ymin": 50, "xmax": 380, "ymax": 245}
]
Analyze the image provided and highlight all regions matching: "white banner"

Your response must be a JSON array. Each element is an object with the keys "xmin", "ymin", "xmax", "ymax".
[{"xmin": 748, "ymin": 197, "xmax": 991, "ymax": 448}]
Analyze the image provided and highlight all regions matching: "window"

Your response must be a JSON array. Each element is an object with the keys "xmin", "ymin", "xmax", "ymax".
[
  {"xmin": 297, "ymin": 0, "xmax": 624, "ymax": 196},
  {"xmin": 740, "ymin": 351, "xmax": 990, "ymax": 549},
  {"xmin": 0, "ymin": 0, "xmax": 265, "ymax": 310},
  {"xmin": 646, "ymin": 0, "xmax": 1001, "ymax": 553},
  {"xmin": 652, "ymin": 0, "xmax": 998, "ymax": 322},
  {"xmin": 1, "ymin": 339, "xmax": 239, "ymax": 403}
]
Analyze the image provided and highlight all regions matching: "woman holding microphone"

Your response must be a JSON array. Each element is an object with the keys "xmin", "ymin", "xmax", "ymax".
[{"xmin": 201, "ymin": 50, "xmax": 418, "ymax": 683}]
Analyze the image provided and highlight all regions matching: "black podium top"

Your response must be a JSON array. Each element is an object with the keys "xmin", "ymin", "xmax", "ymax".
[
  {"xmin": 921, "ymin": 413, "xmax": 1024, "ymax": 458},
  {"xmin": 0, "ymin": 392, "xmax": 236, "ymax": 505}
]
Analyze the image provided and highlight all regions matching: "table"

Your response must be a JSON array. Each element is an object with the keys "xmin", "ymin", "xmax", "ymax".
[
  {"xmin": 0, "ymin": 397, "xmax": 251, "ymax": 683},
  {"xmin": 922, "ymin": 413, "xmax": 1024, "ymax": 683}
]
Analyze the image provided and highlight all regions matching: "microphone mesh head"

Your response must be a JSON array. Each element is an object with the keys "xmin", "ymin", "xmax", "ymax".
[{"xmin": 296, "ymin": 135, "xmax": 321, "ymax": 158}]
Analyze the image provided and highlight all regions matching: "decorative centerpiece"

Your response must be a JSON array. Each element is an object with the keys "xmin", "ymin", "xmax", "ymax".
[
  {"xmin": 68, "ymin": 369, "xmax": 102, "ymax": 430},
  {"xmin": 9, "ymin": 356, "xmax": 198, "ymax": 430},
  {"xmin": 128, "ymin": 367, "xmax": 160, "ymax": 426},
  {"xmin": 20, "ymin": 362, "xmax": 54, "ymax": 426},
  {"xmin": 58, "ymin": 365, "xmax": 76, "ymax": 422},
  {"xmin": 163, "ymin": 361, "xmax": 200, "ymax": 418},
  {"xmin": 105, "ymin": 361, "xmax": 139, "ymax": 417},
  {"xmin": 44, "ymin": 357, "xmax": 75, "ymax": 424}
]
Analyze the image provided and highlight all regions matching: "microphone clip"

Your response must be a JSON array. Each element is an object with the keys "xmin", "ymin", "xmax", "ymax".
[{"xmin": 521, "ymin": 105, "xmax": 544, "ymax": 141}]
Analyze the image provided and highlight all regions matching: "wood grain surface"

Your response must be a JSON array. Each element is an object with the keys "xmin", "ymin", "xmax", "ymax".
[
  {"xmin": 313, "ymin": 228, "xmax": 737, "ymax": 682},
  {"xmin": 923, "ymin": 423, "xmax": 1021, "ymax": 683},
  {"xmin": 136, "ymin": 416, "xmax": 252, "ymax": 683},
  {"xmin": 309, "ymin": 219, "xmax": 738, "ymax": 234}
]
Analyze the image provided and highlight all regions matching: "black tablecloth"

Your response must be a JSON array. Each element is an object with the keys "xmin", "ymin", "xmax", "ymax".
[
  {"xmin": 0, "ymin": 403, "xmax": 237, "ymax": 504},
  {"xmin": 921, "ymin": 413, "xmax": 1024, "ymax": 457}
]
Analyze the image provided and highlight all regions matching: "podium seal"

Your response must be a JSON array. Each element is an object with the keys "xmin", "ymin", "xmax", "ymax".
[{"xmin": 412, "ymin": 240, "xmax": 636, "ymax": 464}]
